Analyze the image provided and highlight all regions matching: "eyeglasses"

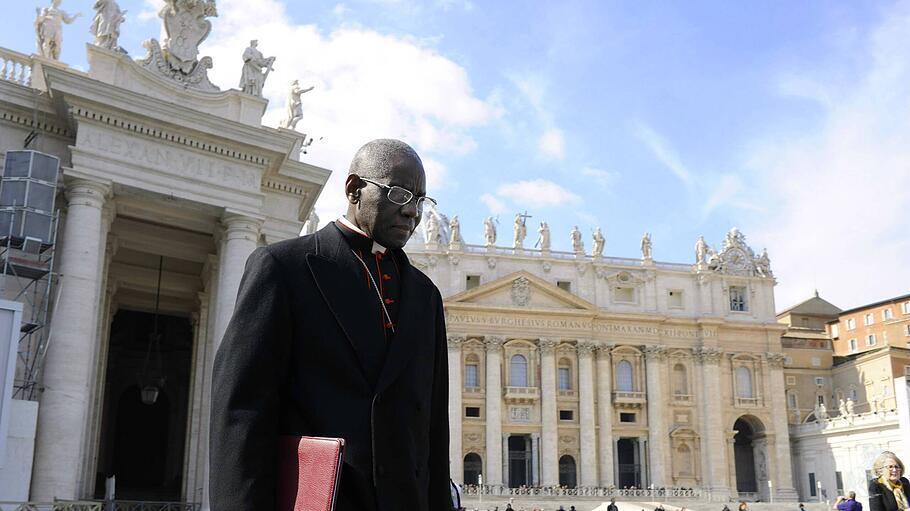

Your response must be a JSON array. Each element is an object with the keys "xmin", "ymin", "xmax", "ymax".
[
  {"xmin": 885, "ymin": 464, "xmax": 903, "ymax": 471},
  {"xmin": 360, "ymin": 177, "xmax": 436, "ymax": 211}
]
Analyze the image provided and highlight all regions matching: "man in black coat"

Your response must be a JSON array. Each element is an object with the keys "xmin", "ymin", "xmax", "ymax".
[{"xmin": 210, "ymin": 139, "xmax": 453, "ymax": 511}]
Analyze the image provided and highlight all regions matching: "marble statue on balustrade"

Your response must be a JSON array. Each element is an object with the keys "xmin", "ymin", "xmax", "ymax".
[
  {"xmin": 303, "ymin": 210, "xmax": 319, "ymax": 235},
  {"xmin": 513, "ymin": 213, "xmax": 529, "ymax": 249},
  {"xmin": 424, "ymin": 211, "xmax": 440, "ymax": 245},
  {"xmin": 570, "ymin": 225, "xmax": 583, "ymax": 254},
  {"xmin": 640, "ymin": 232, "xmax": 652, "ymax": 260},
  {"xmin": 239, "ymin": 40, "xmax": 275, "ymax": 97},
  {"xmin": 695, "ymin": 235, "xmax": 708, "ymax": 266},
  {"xmin": 755, "ymin": 248, "xmax": 772, "ymax": 277},
  {"xmin": 814, "ymin": 402, "xmax": 828, "ymax": 421},
  {"xmin": 592, "ymin": 227, "xmax": 605, "ymax": 257},
  {"xmin": 34, "ymin": 0, "xmax": 82, "ymax": 60},
  {"xmin": 137, "ymin": 0, "xmax": 219, "ymax": 91},
  {"xmin": 838, "ymin": 399, "xmax": 848, "ymax": 417},
  {"xmin": 449, "ymin": 216, "xmax": 462, "ymax": 248},
  {"xmin": 535, "ymin": 222, "xmax": 550, "ymax": 251},
  {"xmin": 870, "ymin": 392, "xmax": 882, "ymax": 413},
  {"xmin": 846, "ymin": 398, "xmax": 855, "ymax": 416},
  {"xmin": 90, "ymin": 0, "xmax": 126, "ymax": 52},
  {"xmin": 281, "ymin": 80, "xmax": 315, "ymax": 130},
  {"xmin": 483, "ymin": 216, "xmax": 497, "ymax": 247}
]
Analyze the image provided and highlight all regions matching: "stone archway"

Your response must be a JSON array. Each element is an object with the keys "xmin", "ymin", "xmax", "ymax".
[{"xmin": 733, "ymin": 415, "xmax": 768, "ymax": 501}]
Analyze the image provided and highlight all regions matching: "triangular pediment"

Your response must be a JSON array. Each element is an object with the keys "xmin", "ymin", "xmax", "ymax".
[{"xmin": 446, "ymin": 270, "xmax": 596, "ymax": 311}]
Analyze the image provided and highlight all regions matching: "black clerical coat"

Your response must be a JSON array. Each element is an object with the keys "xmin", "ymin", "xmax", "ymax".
[{"xmin": 210, "ymin": 224, "xmax": 452, "ymax": 511}]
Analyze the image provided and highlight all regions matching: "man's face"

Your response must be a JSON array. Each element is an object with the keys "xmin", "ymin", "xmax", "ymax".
[{"xmin": 353, "ymin": 153, "xmax": 426, "ymax": 249}]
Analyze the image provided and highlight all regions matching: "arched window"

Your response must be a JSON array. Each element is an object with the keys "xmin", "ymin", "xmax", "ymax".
[
  {"xmin": 735, "ymin": 366, "xmax": 753, "ymax": 398},
  {"xmin": 616, "ymin": 360, "xmax": 633, "ymax": 392},
  {"xmin": 463, "ymin": 453, "xmax": 482, "ymax": 485},
  {"xmin": 558, "ymin": 358, "xmax": 572, "ymax": 391},
  {"xmin": 673, "ymin": 363, "xmax": 688, "ymax": 395},
  {"xmin": 787, "ymin": 391, "xmax": 798, "ymax": 409},
  {"xmin": 509, "ymin": 354, "xmax": 528, "ymax": 387},
  {"xmin": 558, "ymin": 455, "xmax": 577, "ymax": 488}
]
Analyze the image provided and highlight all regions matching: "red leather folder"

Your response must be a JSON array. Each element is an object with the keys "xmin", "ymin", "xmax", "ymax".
[{"xmin": 277, "ymin": 436, "xmax": 345, "ymax": 511}]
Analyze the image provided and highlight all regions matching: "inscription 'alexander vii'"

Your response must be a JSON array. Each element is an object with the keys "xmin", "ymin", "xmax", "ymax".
[
  {"xmin": 445, "ymin": 312, "xmax": 716, "ymax": 339},
  {"xmin": 78, "ymin": 128, "xmax": 260, "ymax": 190}
]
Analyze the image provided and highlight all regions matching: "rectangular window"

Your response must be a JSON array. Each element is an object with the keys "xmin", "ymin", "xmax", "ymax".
[
  {"xmin": 831, "ymin": 324, "xmax": 839, "ymax": 338},
  {"xmin": 559, "ymin": 410, "xmax": 574, "ymax": 421},
  {"xmin": 847, "ymin": 318, "xmax": 856, "ymax": 330},
  {"xmin": 866, "ymin": 334, "xmax": 877, "ymax": 346},
  {"xmin": 558, "ymin": 367, "xmax": 571, "ymax": 391},
  {"xmin": 786, "ymin": 376, "xmax": 796, "ymax": 386},
  {"xmin": 614, "ymin": 287, "xmax": 635, "ymax": 303},
  {"xmin": 817, "ymin": 394, "xmax": 825, "ymax": 405},
  {"xmin": 729, "ymin": 286, "xmax": 747, "ymax": 312},
  {"xmin": 787, "ymin": 392, "xmax": 797, "ymax": 408},
  {"xmin": 865, "ymin": 313, "xmax": 875, "ymax": 326},
  {"xmin": 809, "ymin": 473, "xmax": 817, "ymax": 497},
  {"xmin": 815, "ymin": 377, "xmax": 825, "ymax": 386},
  {"xmin": 849, "ymin": 339, "xmax": 858, "ymax": 352},
  {"xmin": 884, "ymin": 308, "xmax": 893, "ymax": 321},
  {"xmin": 811, "ymin": 357, "xmax": 821, "ymax": 367},
  {"xmin": 619, "ymin": 412, "xmax": 636, "ymax": 423},
  {"xmin": 905, "ymin": 325, "xmax": 910, "ymax": 336},
  {"xmin": 836, "ymin": 471, "xmax": 844, "ymax": 494},
  {"xmin": 668, "ymin": 289, "xmax": 684, "ymax": 308},
  {"xmin": 903, "ymin": 302, "xmax": 910, "ymax": 314},
  {"xmin": 465, "ymin": 406, "xmax": 480, "ymax": 418},
  {"xmin": 557, "ymin": 280, "xmax": 572, "ymax": 293},
  {"xmin": 465, "ymin": 275, "xmax": 481, "ymax": 290},
  {"xmin": 465, "ymin": 364, "xmax": 478, "ymax": 388}
]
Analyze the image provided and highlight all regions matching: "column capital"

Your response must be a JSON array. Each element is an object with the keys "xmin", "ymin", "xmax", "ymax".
[
  {"xmin": 221, "ymin": 213, "xmax": 263, "ymax": 243},
  {"xmin": 484, "ymin": 336, "xmax": 504, "ymax": 351},
  {"xmin": 65, "ymin": 178, "xmax": 112, "ymax": 209},
  {"xmin": 643, "ymin": 345, "xmax": 667, "ymax": 361},
  {"xmin": 595, "ymin": 343, "xmax": 615, "ymax": 358},
  {"xmin": 576, "ymin": 340, "xmax": 597, "ymax": 356},
  {"xmin": 447, "ymin": 334, "xmax": 465, "ymax": 350},
  {"xmin": 765, "ymin": 352, "xmax": 786, "ymax": 368},
  {"xmin": 693, "ymin": 346, "xmax": 723, "ymax": 365},
  {"xmin": 538, "ymin": 338, "xmax": 558, "ymax": 354}
]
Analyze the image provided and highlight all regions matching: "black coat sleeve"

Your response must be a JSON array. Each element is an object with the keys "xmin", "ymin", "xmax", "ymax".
[
  {"xmin": 427, "ymin": 288, "xmax": 454, "ymax": 510},
  {"xmin": 210, "ymin": 247, "xmax": 293, "ymax": 511},
  {"xmin": 869, "ymin": 478, "xmax": 886, "ymax": 511}
]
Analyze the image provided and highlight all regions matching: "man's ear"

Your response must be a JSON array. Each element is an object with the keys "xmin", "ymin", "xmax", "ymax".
[{"xmin": 345, "ymin": 174, "xmax": 364, "ymax": 203}]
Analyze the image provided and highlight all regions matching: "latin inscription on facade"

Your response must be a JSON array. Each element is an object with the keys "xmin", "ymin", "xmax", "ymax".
[
  {"xmin": 77, "ymin": 126, "xmax": 261, "ymax": 191},
  {"xmin": 445, "ymin": 312, "xmax": 717, "ymax": 339},
  {"xmin": 510, "ymin": 407, "xmax": 531, "ymax": 422}
]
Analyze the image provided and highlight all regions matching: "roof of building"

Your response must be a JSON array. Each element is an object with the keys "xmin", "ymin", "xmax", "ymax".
[
  {"xmin": 837, "ymin": 292, "xmax": 910, "ymax": 316},
  {"xmin": 777, "ymin": 292, "xmax": 842, "ymax": 318}
]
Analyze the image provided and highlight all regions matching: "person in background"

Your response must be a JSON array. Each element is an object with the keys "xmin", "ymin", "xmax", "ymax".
[
  {"xmin": 835, "ymin": 491, "xmax": 863, "ymax": 511},
  {"xmin": 869, "ymin": 451, "xmax": 910, "ymax": 511}
]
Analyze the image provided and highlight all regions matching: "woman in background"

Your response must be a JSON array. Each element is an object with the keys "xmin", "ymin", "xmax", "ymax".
[{"xmin": 869, "ymin": 451, "xmax": 910, "ymax": 511}]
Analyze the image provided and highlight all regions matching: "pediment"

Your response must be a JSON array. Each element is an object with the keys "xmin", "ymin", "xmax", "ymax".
[{"xmin": 446, "ymin": 270, "xmax": 596, "ymax": 311}]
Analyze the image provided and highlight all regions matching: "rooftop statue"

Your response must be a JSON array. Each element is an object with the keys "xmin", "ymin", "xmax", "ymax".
[
  {"xmin": 35, "ymin": 0, "xmax": 82, "ymax": 60},
  {"xmin": 570, "ymin": 225, "xmax": 584, "ymax": 254},
  {"xmin": 90, "ymin": 0, "xmax": 127, "ymax": 52},
  {"xmin": 239, "ymin": 40, "xmax": 275, "ymax": 97},
  {"xmin": 695, "ymin": 235, "xmax": 708, "ymax": 266},
  {"xmin": 281, "ymin": 80, "xmax": 315, "ymax": 130},
  {"xmin": 513, "ymin": 212, "xmax": 530, "ymax": 249},
  {"xmin": 137, "ymin": 0, "xmax": 219, "ymax": 91},
  {"xmin": 535, "ymin": 222, "xmax": 550, "ymax": 251},
  {"xmin": 449, "ymin": 216, "xmax": 462, "ymax": 247},
  {"xmin": 483, "ymin": 216, "xmax": 497, "ymax": 247},
  {"xmin": 303, "ymin": 210, "xmax": 319, "ymax": 235},
  {"xmin": 592, "ymin": 227, "xmax": 605, "ymax": 257},
  {"xmin": 640, "ymin": 232, "xmax": 652, "ymax": 260}
]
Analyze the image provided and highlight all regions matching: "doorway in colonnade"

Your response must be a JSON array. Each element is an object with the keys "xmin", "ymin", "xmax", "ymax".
[
  {"xmin": 558, "ymin": 455, "xmax": 577, "ymax": 488},
  {"xmin": 507, "ymin": 435, "xmax": 532, "ymax": 488},
  {"xmin": 617, "ymin": 437, "xmax": 643, "ymax": 488},
  {"xmin": 733, "ymin": 415, "xmax": 768, "ymax": 499},
  {"xmin": 463, "ymin": 452, "xmax": 482, "ymax": 485}
]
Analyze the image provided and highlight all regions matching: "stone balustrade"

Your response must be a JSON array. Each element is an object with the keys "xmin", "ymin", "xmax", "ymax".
[
  {"xmin": 0, "ymin": 48, "xmax": 33, "ymax": 87},
  {"xmin": 460, "ymin": 485, "xmax": 702, "ymax": 499}
]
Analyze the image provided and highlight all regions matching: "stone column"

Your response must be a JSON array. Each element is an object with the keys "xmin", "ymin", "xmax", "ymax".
[
  {"xmin": 766, "ymin": 352, "xmax": 799, "ymax": 499},
  {"xmin": 502, "ymin": 433, "xmax": 510, "ymax": 487},
  {"xmin": 596, "ymin": 344, "xmax": 615, "ymax": 487},
  {"xmin": 211, "ymin": 213, "xmax": 262, "ymax": 353},
  {"xmin": 184, "ymin": 292, "xmax": 211, "ymax": 505},
  {"xmin": 538, "ymin": 338, "xmax": 559, "ymax": 486},
  {"xmin": 644, "ymin": 345, "xmax": 669, "ymax": 487},
  {"xmin": 695, "ymin": 347, "xmax": 731, "ymax": 499},
  {"xmin": 577, "ymin": 340, "xmax": 598, "ymax": 487},
  {"xmin": 448, "ymin": 335, "xmax": 465, "ymax": 484},
  {"xmin": 531, "ymin": 432, "xmax": 541, "ymax": 486},
  {"xmin": 199, "ymin": 258, "xmax": 219, "ymax": 511},
  {"xmin": 32, "ymin": 179, "xmax": 111, "ymax": 500},
  {"xmin": 484, "ymin": 336, "xmax": 504, "ymax": 487}
]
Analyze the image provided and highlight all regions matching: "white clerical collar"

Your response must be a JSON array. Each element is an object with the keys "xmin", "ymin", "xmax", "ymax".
[{"xmin": 337, "ymin": 216, "xmax": 387, "ymax": 254}]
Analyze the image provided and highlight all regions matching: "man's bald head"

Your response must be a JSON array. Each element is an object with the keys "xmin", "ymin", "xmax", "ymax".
[{"xmin": 348, "ymin": 139, "xmax": 423, "ymax": 180}]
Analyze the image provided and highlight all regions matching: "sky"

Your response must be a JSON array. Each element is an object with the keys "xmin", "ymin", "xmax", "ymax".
[{"xmin": 2, "ymin": 0, "xmax": 909, "ymax": 311}]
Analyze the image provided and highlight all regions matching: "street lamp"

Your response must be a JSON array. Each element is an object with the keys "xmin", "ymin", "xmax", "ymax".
[
  {"xmin": 768, "ymin": 479, "xmax": 773, "ymax": 504},
  {"xmin": 817, "ymin": 480, "xmax": 823, "ymax": 503}
]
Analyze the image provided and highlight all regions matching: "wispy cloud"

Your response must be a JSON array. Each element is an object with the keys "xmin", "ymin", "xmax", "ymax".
[
  {"xmin": 496, "ymin": 179, "xmax": 582, "ymax": 208},
  {"xmin": 744, "ymin": 1, "xmax": 910, "ymax": 310},
  {"xmin": 507, "ymin": 72, "xmax": 566, "ymax": 160},
  {"xmin": 633, "ymin": 121, "xmax": 693, "ymax": 185},
  {"xmin": 479, "ymin": 193, "xmax": 506, "ymax": 214},
  {"xmin": 538, "ymin": 128, "xmax": 564, "ymax": 159},
  {"xmin": 581, "ymin": 167, "xmax": 618, "ymax": 189}
]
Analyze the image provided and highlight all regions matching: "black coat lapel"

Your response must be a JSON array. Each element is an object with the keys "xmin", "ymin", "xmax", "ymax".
[
  {"xmin": 305, "ymin": 225, "xmax": 386, "ymax": 388},
  {"xmin": 375, "ymin": 251, "xmax": 430, "ymax": 394}
]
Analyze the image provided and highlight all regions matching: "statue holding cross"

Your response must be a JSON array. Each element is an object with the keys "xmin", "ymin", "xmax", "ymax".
[{"xmin": 513, "ymin": 211, "xmax": 531, "ymax": 249}]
